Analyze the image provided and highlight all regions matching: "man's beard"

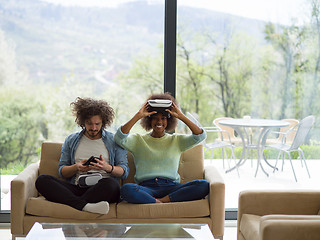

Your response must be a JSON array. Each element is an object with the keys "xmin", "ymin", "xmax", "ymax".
[{"xmin": 85, "ymin": 129, "xmax": 101, "ymax": 138}]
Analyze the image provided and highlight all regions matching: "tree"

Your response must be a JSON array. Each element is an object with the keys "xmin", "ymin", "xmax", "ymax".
[
  {"xmin": 0, "ymin": 88, "xmax": 47, "ymax": 169},
  {"xmin": 0, "ymin": 29, "xmax": 26, "ymax": 86},
  {"xmin": 264, "ymin": 23, "xmax": 307, "ymax": 119},
  {"xmin": 119, "ymin": 48, "xmax": 163, "ymax": 96},
  {"xmin": 203, "ymin": 31, "xmax": 255, "ymax": 118},
  {"xmin": 177, "ymin": 35, "xmax": 206, "ymax": 115},
  {"xmin": 307, "ymin": 0, "xmax": 320, "ymax": 115}
]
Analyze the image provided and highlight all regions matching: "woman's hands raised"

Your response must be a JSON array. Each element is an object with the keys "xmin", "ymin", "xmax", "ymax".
[
  {"xmin": 166, "ymin": 102, "xmax": 183, "ymax": 119},
  {"xmin": 137, "ymin": 102, "xmax": 157, "ymax": 119},
  {"xmin": 120, "ymin": 102, "xmax": 156, "ymax": 134}
]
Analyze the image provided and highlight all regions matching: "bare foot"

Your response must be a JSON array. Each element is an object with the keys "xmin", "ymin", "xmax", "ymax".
[{"xmin": 157, "ymin": 195, "xmax": 170, "ymax": 203}]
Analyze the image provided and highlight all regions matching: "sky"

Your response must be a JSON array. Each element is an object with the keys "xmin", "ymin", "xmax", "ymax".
[{"xmin": 42, "ymin": 0, "xmax": 309, "ymax": 25}]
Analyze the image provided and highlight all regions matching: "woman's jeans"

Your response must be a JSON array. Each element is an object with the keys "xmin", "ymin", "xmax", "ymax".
[
  {"xmin": 35, "ymin": 174, "xmax": 120, "ymax": 211},
  {"xmin": 120, "ymin": 178, "xmax": 210, "ymax": 204}
]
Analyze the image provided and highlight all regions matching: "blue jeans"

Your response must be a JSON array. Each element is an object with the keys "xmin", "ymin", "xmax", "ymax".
[{"xmin": 120, "ymin": 178, "xmax": 209, "ymax": 204}]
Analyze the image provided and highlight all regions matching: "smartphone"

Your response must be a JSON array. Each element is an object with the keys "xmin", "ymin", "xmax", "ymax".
[{"xmin": 82, "ymin": 156, "xmax": 100, "ymax": 166}]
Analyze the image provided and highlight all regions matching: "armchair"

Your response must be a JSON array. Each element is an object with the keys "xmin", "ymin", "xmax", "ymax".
[{"xmin": 237, "ymin": 190, "xmax": 320, "ymax": 240}]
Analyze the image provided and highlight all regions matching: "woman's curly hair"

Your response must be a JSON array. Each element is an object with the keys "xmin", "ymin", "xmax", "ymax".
[
  {"xmin": 140, "ymin": 92, "xmax": 178, "ymax": 132},
  {"xmin": 70, "ymin": 97, "xmax": 114, "ymax": 129}
]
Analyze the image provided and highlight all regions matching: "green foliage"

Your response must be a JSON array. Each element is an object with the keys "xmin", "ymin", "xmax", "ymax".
[
  {"xmin": 0, "ymin": 87, "xmax": 47, "ymax": 169},
  {"xmin": 1, "ymin": 161, "xmax": 30, "ymax": 175}
]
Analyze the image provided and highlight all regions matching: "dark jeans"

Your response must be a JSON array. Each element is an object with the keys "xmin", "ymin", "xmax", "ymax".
[
  {"xmin": 120, "ymin": 178, "xmax": 210, "ymax": 204},
  {"xmin": 35, "ymin": 174, "xmax": 120, "ymax": 211}
]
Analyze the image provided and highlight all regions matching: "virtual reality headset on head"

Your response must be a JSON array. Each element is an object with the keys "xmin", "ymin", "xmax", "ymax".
[{"xmin": 147, "ymin": 99, "xmax": 172, "ymax": 117}]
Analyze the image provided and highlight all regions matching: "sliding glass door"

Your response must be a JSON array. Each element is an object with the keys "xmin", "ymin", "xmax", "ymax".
[{"xmin": 176, "ymin": 0, "xmax": 320, "ymax": 212}]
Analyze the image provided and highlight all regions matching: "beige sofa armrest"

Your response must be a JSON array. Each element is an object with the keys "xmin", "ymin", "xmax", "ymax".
[
  {"xmin": 204, "ymin": 165, "xmax": 225, "ymax": 238},
  {"xmin": 237, "ymin": 190, "xmax": 320, "ymax": 236},
  {"xmin": 260, "ymin": 215, "xmax": 320, "ymax": 240},
  {"xmin": 11, "ymin": 162, "xmax": 39, "ymax": 235}
]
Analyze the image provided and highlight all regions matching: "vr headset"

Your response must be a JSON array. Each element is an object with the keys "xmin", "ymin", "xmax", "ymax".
[{"xmin": 147, "ymin": 99, "xmax": 172, "ymax": 117}]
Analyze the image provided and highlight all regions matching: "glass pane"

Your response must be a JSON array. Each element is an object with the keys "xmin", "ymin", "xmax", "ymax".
[
  {"xmin": 177, "ymin": 0, "xmax": 319, "ymax": 210},
  {"xmin": 0, "ymin": 0, "xmax": 164, "ymax": 211}
]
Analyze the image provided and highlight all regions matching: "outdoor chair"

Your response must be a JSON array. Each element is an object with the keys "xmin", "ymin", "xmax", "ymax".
[
  {"xmin": 213, "ymin": 117, "xmax": 242, "ymax": 145},
  {"xmin": 265, "ymin": 119, "xmax": 299, "ymax": 145},
  {"xmin": 263, "ymin": 115, "xmax": 315, "ymax": 181},
  {"xmin": 187, "ymin": 112, "xmax": 237, "ymax": 174}
]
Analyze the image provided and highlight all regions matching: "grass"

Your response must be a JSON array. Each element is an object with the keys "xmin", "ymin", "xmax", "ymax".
[{"xmin": 1, "ymin": 162, "xmax": 33, "ymax": 175}]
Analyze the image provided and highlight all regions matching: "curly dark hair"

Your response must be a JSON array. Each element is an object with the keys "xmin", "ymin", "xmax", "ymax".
[
  {"xmin": 70, "ymin": 97, "xmax": 115, "ymax": 129},
  {"xmin": 140, "ymin": 92, "xmax": 178, "ymax": 132}
]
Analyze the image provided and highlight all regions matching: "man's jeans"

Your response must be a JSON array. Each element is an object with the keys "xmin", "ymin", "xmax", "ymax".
[
  {"xmin": 120, "ymin": 177, "xmax": 209, "ymax": 204},
  {"xmin": 36, "ymin": 174, "xmax": 120, "ymax": 210}
]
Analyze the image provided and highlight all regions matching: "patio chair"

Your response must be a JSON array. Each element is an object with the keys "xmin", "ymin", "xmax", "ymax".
[
  {"xmin": 266, "ymin": 119, "xmax": 299, "ymax": 145},
  {"xmin": 186, "ymin": 112, "xmax": 237, "ymax": 174},
  {"xmin": 213, "ymin": 117, "xmax": 242, "ymax": 145},
  {"xmin": 263, "ymin": 115, "xmax": 315, "ymax": 182}
]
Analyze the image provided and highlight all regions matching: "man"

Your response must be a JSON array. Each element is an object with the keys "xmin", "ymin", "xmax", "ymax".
[{"xmin": 35, "ymin": 97, "xmax": 128, "ymax": 214}]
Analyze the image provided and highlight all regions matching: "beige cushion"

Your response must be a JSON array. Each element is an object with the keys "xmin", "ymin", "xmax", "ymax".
[
  {"xmin": 26, "ymin": 197, "xmax": 116, "ymax": 219},
  {"xmin": 240, "ymin": 214, "xmax": 320, "ymax": 240},
  {"xmin": 117, "ymin": 199, "xmax": 209, "ymax": 219},
  {"xmin": 39, "ymin": 142, "xmax": 63, "ymax": 179},
  {"xmin": 178, "ymin": 145, "xmax": 204, "ymax": 183},
  {"xmin": 260, "ymin": 215, "xmax": 320, "ymax": 240},
  {"xmin": 239, "ymin": 214, "xmax": 261, "ymax": 240}
]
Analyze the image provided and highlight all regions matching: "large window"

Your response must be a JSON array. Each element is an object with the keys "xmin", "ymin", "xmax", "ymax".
[
  {"xmin": 1, "ymin": 0, "xmax": 320, "ymax": 222},
  {"xmin": 177, "ymin": 0, "xmax": 320, "ymax": 212},
  {"xmin": 0, "ymin": 0, "xmax": 164, "ymax": 214}
]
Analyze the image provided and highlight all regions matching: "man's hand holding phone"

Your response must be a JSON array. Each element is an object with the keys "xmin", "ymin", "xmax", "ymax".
[
  {"xmin": 78, "ymin": 155, "xmax": 112, "ymax": 173},
  {"xmin": 77, "ymin": 156, "xmax": 100, "ymax": 172},
  {"xmin": 83, "ymin": 156, "xmax": 100, "ymax": 166}
]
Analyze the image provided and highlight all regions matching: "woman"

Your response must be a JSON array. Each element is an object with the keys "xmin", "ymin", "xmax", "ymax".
[{"xmin": 114, "ymin": 92, "xmax": 209, "ymax": 204}]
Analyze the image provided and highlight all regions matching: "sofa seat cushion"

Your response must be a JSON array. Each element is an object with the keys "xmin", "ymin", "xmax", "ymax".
[
  {"xmin": 239, "ymin": 214, "xmax": 261, "ymax": 240},
  {"xmin": 26, "ymin": 197, "xmax": 116, "ymax": 219},
  {"xmin": 117, "ymin": 199, "xmax": 210, "ymax": 219}
]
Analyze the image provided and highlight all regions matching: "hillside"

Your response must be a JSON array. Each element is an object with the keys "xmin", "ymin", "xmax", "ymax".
[{"xmin": 0, "ymin": 0, "xmax": 267, "ymax": 84}]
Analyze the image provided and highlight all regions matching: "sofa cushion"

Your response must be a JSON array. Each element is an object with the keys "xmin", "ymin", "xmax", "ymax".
[
  {"xmin": 26, "ymin": 197, "xmax": 116, "ymax": 219},
  {"xmin": 239, "ymin": 214, "xmax": 261, "ymax": 240},
  {"xmin": 39, "ymin": 142, "xmax": 63, "ymax": 179},
  {"xmin": 117, "ymin": 199, "xmax": 209, "ymax": 219}
]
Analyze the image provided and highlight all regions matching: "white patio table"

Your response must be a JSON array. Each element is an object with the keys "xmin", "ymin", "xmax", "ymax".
[{"xmin": 219, "ymin": 118, "xmax": 289, "ymax": 177}]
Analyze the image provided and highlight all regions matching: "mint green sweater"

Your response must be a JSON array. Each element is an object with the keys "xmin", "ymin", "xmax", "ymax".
[{"xmin": 114, "ymin": 128, "xmax": 206, "ymax": 183}]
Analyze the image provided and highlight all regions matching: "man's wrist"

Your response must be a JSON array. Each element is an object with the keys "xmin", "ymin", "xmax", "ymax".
[{"xmin": 106, "ymin": 165, "xmax": 114, "ymax": 173}]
